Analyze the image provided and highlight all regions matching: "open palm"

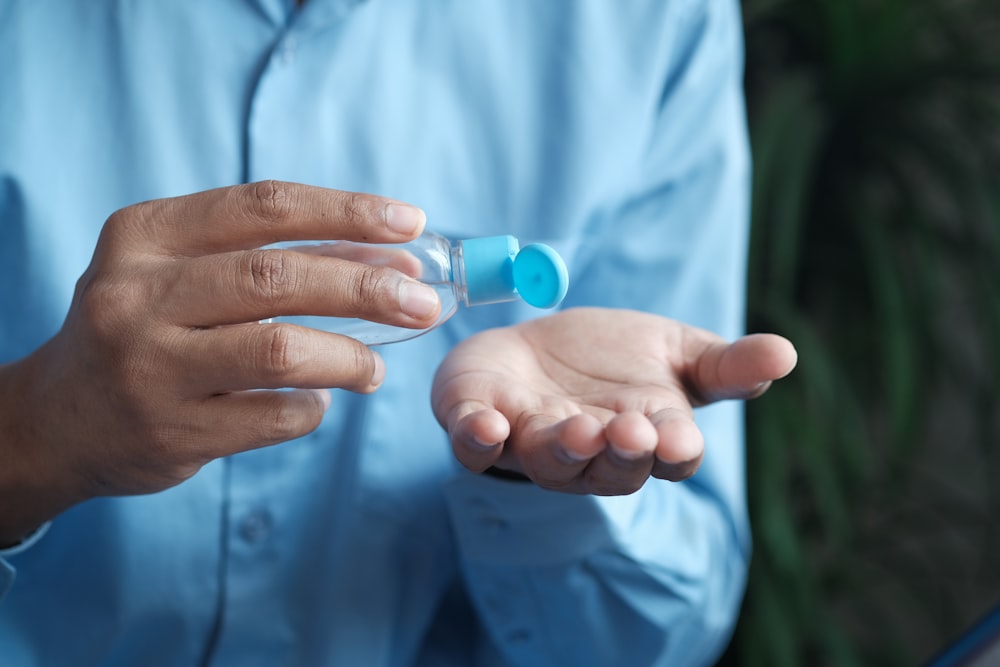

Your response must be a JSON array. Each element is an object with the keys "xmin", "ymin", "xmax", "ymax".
[{"xmin": 432, "ymin": 307, "xmax": 797, "ymax": 495}]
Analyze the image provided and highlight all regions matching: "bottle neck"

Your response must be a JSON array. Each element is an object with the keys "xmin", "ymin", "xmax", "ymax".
[
  {"xmin": 453, "ymin": 235, "xmax": 522, "ymax": 306},
  {"xmin": 450, "ymin": 243, "xmax": 470, "ymax": 306}
]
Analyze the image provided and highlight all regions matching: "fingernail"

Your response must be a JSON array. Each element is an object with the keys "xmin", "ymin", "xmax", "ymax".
[
  {"xmin": 558, "ymin": 448, "xmax": 593, "ymax": 464},
  {"xmin": 655, "ymin": 459, "xmax": 701, "ymax": 482},
  {"xmin": 608, "ymin": 446, "xmax": 648, "ymax": 464},
  {"xmin": 470, "ymin": 436, "xmax": 502, "ymax": 452},
  {"xmin": 399, "ymin": 281, "xmax": 439, "ymax": 319},
  {"xmin": 370, "ymin": 352, "xmax": 386, "ymax": 386},
  {"xmin": 384, "ymin": 203, "xmax": 426, "ymax": 235}
]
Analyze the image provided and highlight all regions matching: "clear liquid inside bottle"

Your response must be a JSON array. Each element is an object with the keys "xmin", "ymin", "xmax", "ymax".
[
  {"xmin": 266, "ymin": 231, "xmax": 568, "ymax": 346},
  {"xmin": 268, "ymin": 232, "xmax": 468, "ymax": 346}
]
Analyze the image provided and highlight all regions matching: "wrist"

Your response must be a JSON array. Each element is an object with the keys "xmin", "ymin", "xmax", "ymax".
[{"xmin": 0, "ymin": 354, "xmax": 88, "ymax": 546}]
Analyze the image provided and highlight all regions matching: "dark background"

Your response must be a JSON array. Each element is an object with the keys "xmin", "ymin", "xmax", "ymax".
[{"xmin": 725, "ymin": 1, "xmax": 1000, "ymax": 665}]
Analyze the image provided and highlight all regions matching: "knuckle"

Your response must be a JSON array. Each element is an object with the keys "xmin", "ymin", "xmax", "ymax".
[
  {"xmin": 257, "ymin": 395, "xmax": 313, "ymax": 443},
  {"xmin": 342, "ymin": 191, "xmax": 374, "ymax": 227},
  {"xmin": 101, "ymin": 207, "xmax": 131, "ymax": 241},
  {"xmin": 244, "ymin": 249, "xmax": 296, "ymax": 305},
  {"xmin": 346, "ymin": 341, "xmax": 376, "ymax": 386},
  {"xmin": 243, "ymin": 179, "xmax": 293, "ymax": 226},
  {"xmin": 74, "ymin": 272, "xmax": 144, "ymax": 344},
  {"xmin": 73, "ymin": 271, "xmax": 173, "ymax": 403},
  {"xmin": 351, "ymin": 264, "xmax": 393, "ymax": 309},
  {"xmin": 101, "ymin": 202, "xmax": 150, "ymax": 247},
  {"xmin": 265, "ymin": 403, "xmax": 301, "ymax": 442},
  {"xmin": 255, "ymin": 324, "xmax": 306, "ymax": 380}
]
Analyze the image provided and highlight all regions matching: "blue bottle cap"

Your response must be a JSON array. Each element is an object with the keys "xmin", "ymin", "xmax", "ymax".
[
  {"xmin": 512, "ymin": 243, "xmax": 569, "ymax": 309},
  {"xmin": 461, "ymin": 235, "xmax": 569, "ymax": 308}
]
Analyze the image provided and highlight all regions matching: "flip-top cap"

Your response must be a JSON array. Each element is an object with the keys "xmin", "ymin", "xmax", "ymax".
[
  {"xmin": 512, "ymin": 243, "xmax": 569, "ymax": 308},
  {"xmin": 461, "ymin": 235, "xmax": 569, "ymax": 308},
  {"xmin": 461, "ymin": 235, "xmax": 520, "ymax": 305}
]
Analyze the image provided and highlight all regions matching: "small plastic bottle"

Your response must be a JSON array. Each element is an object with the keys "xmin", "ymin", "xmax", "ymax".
[{"xmin": 270, "ymin": 231, "xmax": 569, "ymax": 345}]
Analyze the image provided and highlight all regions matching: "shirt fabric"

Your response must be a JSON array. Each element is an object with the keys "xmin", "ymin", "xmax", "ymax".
[{"xmin": 0, "ymin": 1, "xmax": 752, "ymax": 665}]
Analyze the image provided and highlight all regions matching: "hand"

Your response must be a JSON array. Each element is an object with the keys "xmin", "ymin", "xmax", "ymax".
[
  {"xmin": 432, "ymin": 307, "xmax": 797, "ymax": 495},
  {"xmin": 0, "ymin": 181, "xmax": 441, "ymax": 544}
]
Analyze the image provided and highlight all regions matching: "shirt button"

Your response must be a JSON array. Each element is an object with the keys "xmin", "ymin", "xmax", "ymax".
[{"xmin": 238, "ymin": 509, "xmax": 273, "ymax": 544}]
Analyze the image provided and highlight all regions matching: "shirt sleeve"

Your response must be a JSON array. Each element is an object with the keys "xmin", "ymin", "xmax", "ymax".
[
  {"xmin": 0, "ymin": 522, "xmax": 51, "ymax": 600},
  {"xmin": 445, "ymin": 1, "xmax": 753, "ymax": 665}
]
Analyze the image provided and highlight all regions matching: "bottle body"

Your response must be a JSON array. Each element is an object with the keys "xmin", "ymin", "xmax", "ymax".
[
  {"xmin": 271, "ymin": 231, "xmax": 467, "ymax": 346},
  {"xmin": 268, "ymin": 230, "xmax": 568, "ymax": 346}
]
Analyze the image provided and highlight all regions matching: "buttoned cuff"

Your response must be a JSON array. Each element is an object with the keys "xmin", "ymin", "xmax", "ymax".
[
  {"xmin": 0, "ymin": 521, "xmax": 51, "ymax": 557},
  {"xmin": 0, "ymin": 521, "xmax": 51, "ymax": 600}
]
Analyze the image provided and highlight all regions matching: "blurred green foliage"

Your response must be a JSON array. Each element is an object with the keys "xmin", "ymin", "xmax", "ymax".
[{"xmin": 735, "ymin": 0, "xmax": 1000, "ymax": 664}]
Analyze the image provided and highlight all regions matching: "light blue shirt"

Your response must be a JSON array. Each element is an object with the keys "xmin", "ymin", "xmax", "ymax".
[{"xmin": 0, "ymin": 1, "xmax": 752, "ymax": 665}]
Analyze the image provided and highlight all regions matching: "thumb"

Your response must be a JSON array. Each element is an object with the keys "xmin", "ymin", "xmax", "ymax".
[{"xmin": 688, "ymin": 333, "xmax": 797, "ymax": 405}]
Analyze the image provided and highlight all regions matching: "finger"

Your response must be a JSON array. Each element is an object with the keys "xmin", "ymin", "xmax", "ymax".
[
  {"xmin": 574, "ymin": 412, "xmax": 657, "ymax": 495},
  {"xmin": 686, "ymin": 333, "xmax": 798, "ymax": 405},
  {"xmin": 160, "ymin": 248, "xmax": 441, "ymax": 327},
  {"xmin": 279, "ymin": 241, "xmax": 426, "ymax": 279},
  {"xmin": 103, "ymin": 180, "xmax": 426, "ymax": 256},
  {"xmin": 195, "ymin": 387, "xmax": 332, "ymax": 458},
  {"xmin": 179, "ymin": 322, "xmax": 386, "ymax": 393},
  {"xmin": 649, "ymin": 408, "xmax": 704, "ymax": 482},
  {"xmin": 503, "ymin": 413, "xmax": 606, "ymax": 490},
  {"xmin": 447, "ymin": 404, "xmax": 511, "ymax": 473},
  {"xmin": 605, "ymin": 411, "xmax": 660, "ymax": 457}
]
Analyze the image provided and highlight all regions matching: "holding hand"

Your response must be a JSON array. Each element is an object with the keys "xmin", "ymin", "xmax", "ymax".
[
  {"xmin": 0, "ymin": 181, "xmax": 439, "ymax": 544},
  {"xmin": 432, "ymin": 307, "xmax": 797, "ymax": 495}
]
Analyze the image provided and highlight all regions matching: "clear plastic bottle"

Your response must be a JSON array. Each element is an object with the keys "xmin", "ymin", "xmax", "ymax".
[{"xmin": 269, "ymin": 231, "xmax": 569, "ymax": 345}]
